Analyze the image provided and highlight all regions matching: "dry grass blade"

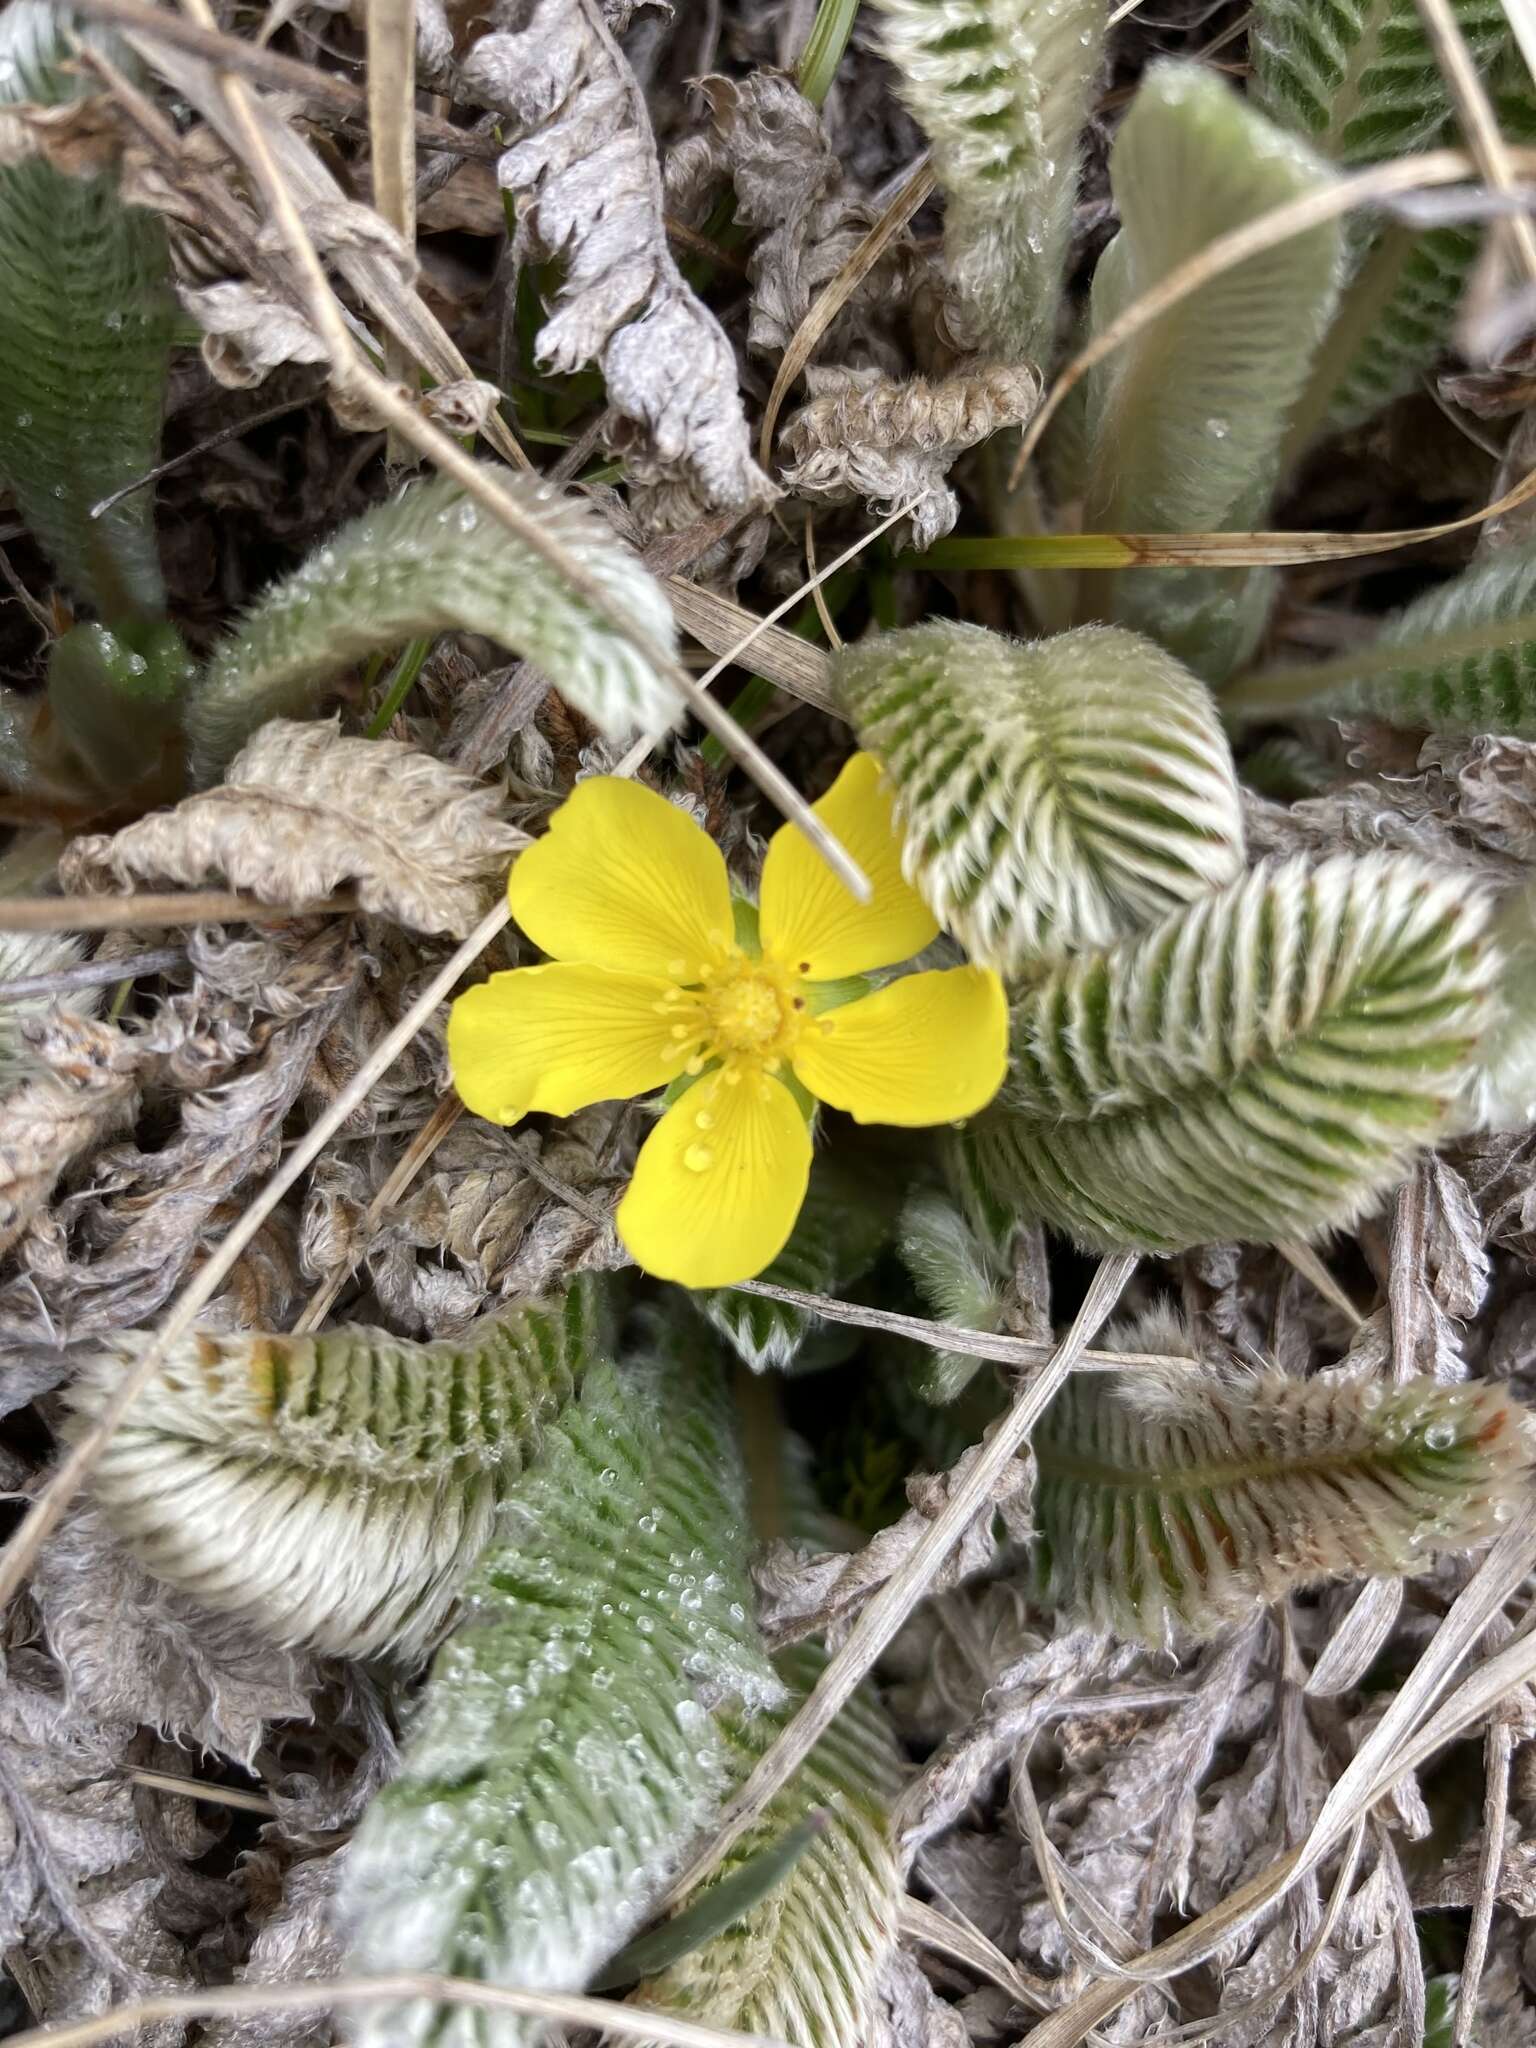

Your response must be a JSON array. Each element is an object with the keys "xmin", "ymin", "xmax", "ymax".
[
  {"xmin": 69, "ymin": 0, "xmax": 496, "ymax": 155},
  {"xmin": 657, "ymin": 1253, "xmax": 1138, "ymax": 1909},
  {"xmin": 0, "ymin": 896, "xmax": 511, "ymax": 1621},
  {"xmin": 1009, "ymin": 145, "xmax": 1536, "ymax": 487},
  {"xmin": 0, "ymin": 1976, "xmax": 792, "ymax": 2048},
  {"xmin": 125, "ymin": 1769, "xmax": 277, "ymax": 1815},
  {"xmin": 0, "ymin": 890, "xmax": 356, "ymax": 931},
  {"xmin": 1411, "ymin": 0, "xmax": 1536, "ymax": 285},
  {"xmin": 757, "ymin": 155, "xmax": 935, "ymax": 469},
  {"xmin": 143, "ymin": 7, "xmax": 865, "ymax": 897},
  {"xmin": 1454, "ymin": 1717, "xmax": 1513, "ymax": 2046},
  {"xmin": 663, "ymin": 581, "xmax": 840, "ymax": 714},
  {"xmin": 0, "ymin": 946, "xmax": 182, "ymax": 999},
  {"xmin": 366, "ymin": 0, "xmax": 417, "ymax": 416},
  {"xmin": 1278, "ymin": 1241, "xmax": 1366, "ymax": 1325},
  {"xmin": 733, "ymin": 1278, "xmax": 1197, "ymax": 1372},
  {"xmin": 1021, "ymin": 1501, "xmax": 1536, "ymax": 2046}
]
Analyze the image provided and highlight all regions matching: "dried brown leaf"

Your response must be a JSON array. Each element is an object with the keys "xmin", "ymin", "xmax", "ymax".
[
  {"xmin": 453, "ymin": 0, "xmax": 772, "ymax": 509},
  {"xmin": 62, "ymin": 720, "xmax": 523, "ymax": 939},
  {"xmin": 781, "ymin": 362, "xmax": 1040, "ymax": 548},
  {"xmin": 0, "ymin": 1014, "xmax": 138, "ymax": 1257},
  {"xmin": 31, "ymin": 1508, "xmax": 316, "ymax": 1765}
]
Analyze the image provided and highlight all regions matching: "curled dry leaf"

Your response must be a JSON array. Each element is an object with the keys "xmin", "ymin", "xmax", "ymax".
[
  {"xmin": 668, "ymin": 72, "xmax": 915, "ymax": 363},
  {"xmin": 62, "ymin": 720, "xmax": 524, "ymax": 939},
  {"xmin": 180, "ymin": 279, "xmax": 329, "ymax": 390},
  {"xmin": 455, "ymin": 0, "xmax": 772, "ymax": 510},
  {"xmin": 0, "ymin": 1013, "xmax": 138, "ymax": 1257},
  {"xmin": 781, "ymin": 363, "xmax": 1041, "ymax": 550}
]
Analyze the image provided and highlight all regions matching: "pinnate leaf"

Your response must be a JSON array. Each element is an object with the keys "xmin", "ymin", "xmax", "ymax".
[
  {"xmin": 636, "ymin": 1643, "xmax": 903, "ymax": 2048},
  {"xmin": 1255, "ymin": 538, "xmax": 1536, "ymax": 738},
  {"xmin": 1250, "ymin": 0, "xmax": 1510, "ymax": 163},
  {"xmin": 186, "ymin": 467, "xmax": 680, "ymax": 782},
  {"xmin": 1079, "ymin": 63, "xmax": 1343, "ymax": 678},
  {"xmin": 835, "ymin": 621, "xmax": 1245, "ymax": 971},
  {"xmin": 62, "ymin": 718, "xmax": 523, "ymax": 938},
  {"xmin": 1250, "ymin": 0, "xmax": 1514, "ymax": 438},
  {"xmin": 73, "ymin": 1277, "xmax": 609, "ymax": 1661},
  {"xmin": 0, "ymin": 2, "xmax": 173, "ymax": 620},
  {"xmin": 341, "ymin": 1337, "xmax": 779, "ymax": 2048},
  {"xmin": 1036, "ymin": 1361, "xmax": 1534, "ymax": 1642},
  {"xmin": 869, "ymin": 0, "xmax": 1105, "ymax": 354},
  {"xmin": 958, "ymin": 851, "xmax": 1500, "ymax": 1253}
]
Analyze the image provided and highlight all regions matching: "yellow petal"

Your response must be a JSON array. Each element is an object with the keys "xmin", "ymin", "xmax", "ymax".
[
  {"xmin": 448, "ymin": 963, "xmax": 676, "ymax": 1124},
  {"xmin": 508, "ymin": 777, "xmax": 734, "ymax": 977},
  {"xmin": 758, "ymin": 751, "xmax": 939, "ymax": 979},
  {"xmin": 793, "ymin": 966, "xmax": 1008, "ymax": 1126},
  {"xmin": 616, "ymin": 1070, "xmax": 813, "ymax": 1287}
]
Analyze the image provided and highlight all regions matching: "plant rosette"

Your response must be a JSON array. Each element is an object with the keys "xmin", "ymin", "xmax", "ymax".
[{"xmin": 448, "ymin": 753, "xmax": 1007, "ymax": 1287}]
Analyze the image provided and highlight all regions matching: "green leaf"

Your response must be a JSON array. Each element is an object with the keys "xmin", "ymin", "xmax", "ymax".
[
  {"xmin": 897, "ymin": 1186, "xmax": 1011, "ymax": 1404},
  {"xmin": 74, "ymin": 1276, "xmax": 611, "ymax": 1661},
  {"xmin": 1299, "ymin": 223, "xmax": 1478, "ymax": 442},
  {"xmin": 46, "ymin": 620, "xmax": 191, "ymax": 793},
  {"xmin": 959, "ymin": 851, "xmax": 1500, "ymax": 1254},
  {"xmin": 636, "ymin": 1642, "xmax": 903, "ymax": 2048},
  {"xmin": 1035, "ymin": 1359, "xmax": 1534, "ymax": 1642},
  {"xmin": 341, "ymin": 1336, "xmax": 778, "ymax": 2048},
  {"xmin": 593, "ymin": 1814, "xmax": 825, "ymax": 1991},
  {"xmin": 1078, "ymin": 63, "xmax": 1344, "ymax": 679},
  {"xmin": 186, "ymin": 466, "xmax": 681, "ymax": 783},
  {"xmin": 868, "ymin": 0, "xmax": 1106, "ymax": 355},
  {"xmin": 1241, "ymin": 538, "xmax": 1536, "ymax": 736},
  {"xmin": 1250, "ymin": 0, "xmax": 1515, "ymax": 442},
  {"xmin": 0, "ymin": 3, "xmax": 172, "ymax": 620},
  {"xmin": 1249, "ymin": 0, "xmax": 1509, "ymax": 164},
  {"xmin": 835, "ymin": 620, "xmax": 1246, "ymax": 972},
  {"xmin": 696, "ymin": 1158, "xmax": 899, "ymax": 1373}
]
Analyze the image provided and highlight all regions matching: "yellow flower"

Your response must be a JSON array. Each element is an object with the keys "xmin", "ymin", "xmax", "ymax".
[{"xmin": 448, "ymin": 754, "xmax": 1008, "ymax": 1288}]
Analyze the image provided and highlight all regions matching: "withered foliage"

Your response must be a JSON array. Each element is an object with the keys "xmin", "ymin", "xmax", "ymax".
[{"xmin": 3, "ymin": 5, "xmax": 1536, "ymax": 2048}]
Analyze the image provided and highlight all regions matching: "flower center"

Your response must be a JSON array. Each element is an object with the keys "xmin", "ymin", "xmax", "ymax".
[
  {"xmin": 660, "ymin": 945, "xmax": 807, "ymax": 1076},
  {"xmin": 707, "ymin": 971, "xmax": 791, "ymax": 1053}
]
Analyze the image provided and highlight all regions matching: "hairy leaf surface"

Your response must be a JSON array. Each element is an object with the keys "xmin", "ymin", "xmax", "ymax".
[
  {"xmin": 959, "ymin": 852, "xmax": 1499, "ymax": 1253},
  {"xmin": 1264, "ymin": 539, "xmax": 1536, "ymax": 737},
  {"xmin": 1036, "ymin": 1365, "xmax": 1534, "ymax": 1641},
  {"xmin": 0, "ymin": 2, "xmax": 172, "ymax": 619},
  {"xmin": 1079, "ymin": 64, "xmax": 1343, "ymax": 678},
  {"xmin": 1250, "ymin": 0, "xmax": 1509, "ymax": 162},
  {"xmin": 342, "ymin": 1339, "xmax": 779, "ymax": 2048},
  {"xmin": 898, "ymin": 1187, "xmax": 1012, "ymax": 1404},
  {"xmin": 637, "ymin": 1643, "xmax": 903, "ymax": 2048},
  {"xmin": 1251, "ymin": 0, "xmax": 1513, "ymax": 438},
  {"xmin": 74, "ymin": 1278, "xmax": 610, "ymax": 1661},
  {"xmin": 869, "ymin": 0, "xmax": 1105, "ymax": 354},
  {"xmin": 836, "ymin": 621, "xmax": 1245, "ymax": 971},
  {"xmin": 186, "ymin": 468, "xmax": 680, "ymax": 781}
]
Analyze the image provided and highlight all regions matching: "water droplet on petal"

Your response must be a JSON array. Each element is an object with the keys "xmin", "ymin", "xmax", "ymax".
[{"xmin": 684, "ymin": 1144, "xmax": 713, "ymax": 1172}]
